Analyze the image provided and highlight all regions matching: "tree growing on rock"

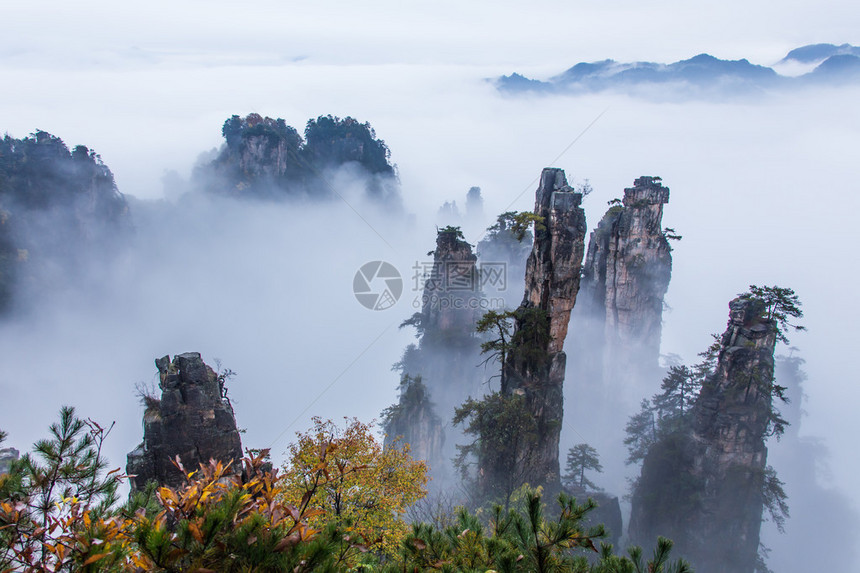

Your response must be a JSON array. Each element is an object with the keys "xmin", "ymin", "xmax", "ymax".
[
  {"xmin": 476, "ymin": 309, "xmax": 516, "ymax": 389},
  {"xmin": 628, "ymin": 289, "xmax": 802, "ymax": 573},
  {"xmin": 453, "ymin": 392, "xmax": 540, "ymax": 509},
  {"xmin": 742, "ymin": 284, "xmax": 805, "ymax": 344}
]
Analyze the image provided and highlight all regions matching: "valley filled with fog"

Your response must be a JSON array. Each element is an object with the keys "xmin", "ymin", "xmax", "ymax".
[{"xmin": 1, "ymin": 2, "xmax": 859, "ymax": 570}]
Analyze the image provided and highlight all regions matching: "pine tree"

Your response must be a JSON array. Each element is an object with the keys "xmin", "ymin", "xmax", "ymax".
[
  {"xmin": 742, "ymin": 285, "xmax": 805, "ymax": 344},
  {"xmin": 652, "ymin": 365, "xmax": 700, "ymax": 426},
  {"xmin": 562, "ymin": 443, "xmax": 603, "ymax": 490}
]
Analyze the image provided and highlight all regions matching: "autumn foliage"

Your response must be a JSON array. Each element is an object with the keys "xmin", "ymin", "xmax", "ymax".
[
  {"xmin": 2, "ymin": 408, "xmax": 690, "ymax": 572},
  {"xmin": 280, "ymin": 416, "xmax": 428, "ymax": 559}
]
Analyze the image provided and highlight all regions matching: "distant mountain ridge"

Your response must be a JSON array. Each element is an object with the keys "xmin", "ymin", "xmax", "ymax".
[
  {"xmin": 497, "ymin": 43, "xmax": 860, "ymax": 95},
  {"xmin": 780, "ymin": 43, "xmax": 860, "ymax": 64}
]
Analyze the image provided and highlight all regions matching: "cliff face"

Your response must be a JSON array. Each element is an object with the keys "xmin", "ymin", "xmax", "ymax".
[
  {"xmin": 502, "ymin": 168, "xmax": 587, "ymax": 490},
  {"xmin": 576, "ymin": 176, "xmax": 671, "ymax": 393},
  {"xmin": 127, "ymin": 353, "xmax": 243, "ymax": 491},
  {"xmin": 686, "ymin": 297, "xmax": 777, "ymax": 572},
  {"xmin": 629, "ymin": 297, "xmax": 778, "ymax": 573},
  {"xmin": 389, "ymin": 229, "xmax": 482, "ymax": 483}
]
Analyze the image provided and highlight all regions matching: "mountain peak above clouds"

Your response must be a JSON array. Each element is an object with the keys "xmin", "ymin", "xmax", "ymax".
[{"xmin": 498, "ymin": 44, "xmax": 860, "ymax": 97}]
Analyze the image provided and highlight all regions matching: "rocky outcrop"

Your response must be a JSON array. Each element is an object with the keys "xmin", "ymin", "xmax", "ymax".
[
  {"xmin": 501, "ymin": 168, "xmax": 587, "ymax": 491},
  {"xmin": 629, "ymin": 296, "xmax": 779, "ymax": 573},
  {"xmin": 127, "ymin": 353, "xmax": 243, "ymax": 491},
  {"xmin": 390, "ymin": 228, "xmax": 482, "ymax": 483},
  {"xmin": 0, "ymin": 447, "xmax": 19, "ymax": 474},
  {"xmin": 564, "ymin": 488, "xmax": 623, "ymax": 547},
  {"xmin": 420, "ymin": 229, "xmax": 482, "ymax": 340},
  {"xmin": 198, "ymin": 113, "xmax": 399, "ymax": 205},
  {"xmin": 575, "ymin": 176, "xmax": 672, "ymax": 394},
  {"xmin": 0, "ymin": 131, "xmax": 130, "ymax": 313},
  {"xmin": 398, "ymin": 227, "xmax": 483, "ymax": 403},
  {"xmin": 382, "ymin": 376, "xmax": 445, "ymax": 471}
]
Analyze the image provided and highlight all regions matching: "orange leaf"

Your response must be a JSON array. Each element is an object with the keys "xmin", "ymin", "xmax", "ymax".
[
  {"xmin": 82, "ymin": 552, "xmax": 108, "ymax": 566},
  {"xmin": 188, "ymin": 521, "xmax": 204, "ymax": 544}
]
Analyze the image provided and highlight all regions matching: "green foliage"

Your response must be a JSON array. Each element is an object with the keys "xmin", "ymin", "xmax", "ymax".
[
  {"xmin": 624, "ymin": 365, "xmax": 703, "ymax": 466},
  {"xmin": 453, "ymin": 392, "xmax": 539, "ymax": 507},
  {"xmin": 0, "ymin": 130, "xmax": 129, "ymax": 312},
  {"xmin": 476, "ymin": 309, "xmax": 517, "ymax": 387},
  {"xmin": 0, "ymin": 131, "xmax": 123, "ymax": 213},
  {"xmin": 2, "ymin": 411, "xmax": 694, "ymax": 572},
  {"xmin": 616, "ymin": 537, "xmax": 693, "ymax": 573},
  {"xmin": 392, "ymin": 342, "xmax": 421, "ymax": 375},
  {"xmin": 564, "ymin": 444, "xmax": 604, "ymax": 491},
  {"xmin": 652, "ymin": 366, "xmax": 699, "ymax": 423},
  {"xmin": 477, "ymin": 211, "xmax": 537, "ymax": 277},
  {"xmin": 132, "ymin": 452, "xmax": 361, "ymax": 572},
  {"xmin": 663, "ymin": 227, "xmax": 682, "ymax": 241},
  {"xmin": 387, "ymin": 491, "xmax": 689, "ymax": 573},
  {"xmin": 212, "ymin": 113, "xmax": 396, "ymax": 200},
  {"xmin": 399, "ymin": 311, "xmax": 425, "ymax": 338},
  {"xmin": 508, "ymin": 306, "xmax": 551, "ymax": 375},
  {"xmin": 303, "ymin": 114, "xmax": 393, "ymax": 175},
  {"xmin": 221, "ymin": 113, "xmax": 303, "ymax": 153},
  {"xmin": 381, "ymin": 375, "xmax": 441, "ymax": 444},
  {"xmin": 762, "ymin": 465, "xmax": 789, "ymax": 533},
  {"xmin": 438, "ymin": 225, "xmax": 465, "ymax": 240},
  {"xmin": 740, "ymin": 284, "xmax": 805, "ymax": 344},
  {"xmin": 623, "ymin": 399, "xmax": 660, "ymax": 467},
  {"xmin": 467, "ymin": 306, "xmax": 551, "ymax": 503},
  {"xmin": 0, "ymin": 407, "xmax": 125, "ymax": 571},
  {"xmin": 485, "ymin": 211, "xmax": 545, "ymax": 243}
]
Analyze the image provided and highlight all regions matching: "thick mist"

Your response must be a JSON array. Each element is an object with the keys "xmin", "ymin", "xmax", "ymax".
[{"xmin": 2, "ymin": 8, "xmax": 860, "ymax": 569}]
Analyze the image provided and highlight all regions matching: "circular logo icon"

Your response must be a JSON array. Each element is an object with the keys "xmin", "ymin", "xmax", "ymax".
[{"xmin": 353, "ymin": 261, "xmax": 403, "ymax": 311}]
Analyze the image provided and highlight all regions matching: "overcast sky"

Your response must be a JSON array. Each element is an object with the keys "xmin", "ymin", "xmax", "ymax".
[{"xmin": 2, "ymin": 2, "xmax": 859, "ymax": 569}]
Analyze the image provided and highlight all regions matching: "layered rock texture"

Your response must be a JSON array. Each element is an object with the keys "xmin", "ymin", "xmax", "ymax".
[
  {"xmin": 629, "ymin": 297, "xmax": 779, "ymax": 573},
  {"xmin": 127, "ymin": 353, "xmax": 243, "ymax": 491},
  {"xmin": 388, "ymin": 228, "xmax": 482, "ymax": 482},
  {"xmin": 574, "ymin": 175, "xmax": 672, "ymax": 395},
  {"xmin": 500, "ymin": 168, "xmax": 587, "ymax": 491}
]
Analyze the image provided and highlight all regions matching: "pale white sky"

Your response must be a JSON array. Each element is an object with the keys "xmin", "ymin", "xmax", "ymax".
[{"xmin": 3, "ymin": 0, "xmax": 859, "ymax": 70}]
